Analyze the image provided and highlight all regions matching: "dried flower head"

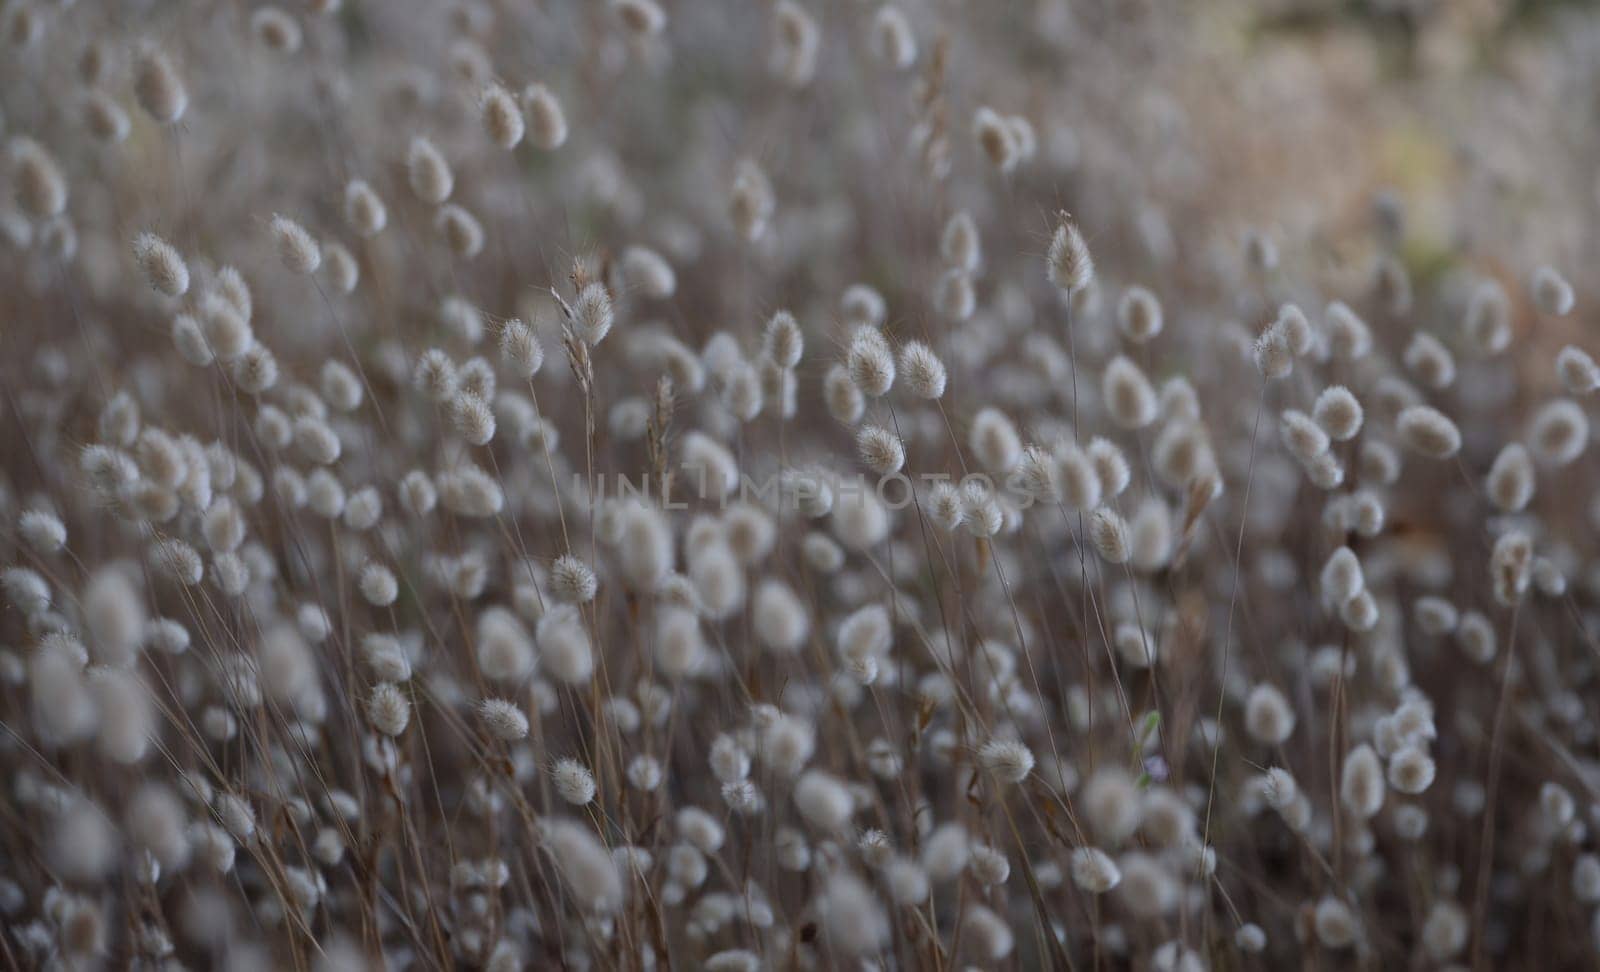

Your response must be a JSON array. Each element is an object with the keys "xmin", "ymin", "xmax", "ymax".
[{"xmin": 1047, "ymin": 214, "xmax": 1093, "ymax": 293}]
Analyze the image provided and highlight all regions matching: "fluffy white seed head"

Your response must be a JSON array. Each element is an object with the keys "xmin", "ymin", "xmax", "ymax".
[
  {"xmin": 358, "ymin": 562, "xmax": 398, "ymax": 606},
  {"xmin": 977, "ymin": 738, "xmax": 1035, "ymax": 784},
  {"xmin": 941, "ymin": 210, "xmax": 980, "ymax": 271},
  {"xmin": 841, "ymin": 284, "xmax": 886, "ymax": 327},
  {"xmin": 614, "ymin": 247, "xmax": 675, "ymax": 302},
  {"xmin": 499, "ymin": 319, "xmax": 545, "ymax": 378},
  {"xmin": 1313, "ymin": 386, "xmax": 1363, "ymax": 441},
  {"xmin": 1491, "ymin": 529, "xmax": 1532, "ymax": 606},
  {"xmin": 322, "ymin": 238, "xmax": 361, "ymax": 290},
  {"xmin": 1340, "ymin": 588, "xmax": 1379, "ymax": 631},
  {"xmin": 1313, "ymin": 896, "xmax": 1359, "ymax": 950},
  {"xmin": 449, "ymin": 391, "xmax": 496, "ymax": 445},
  {"xmin": 553, "ymin": 757, "xmax": 597, "ymax": 805},
  {"xmin": 9, "ymin": 139, "xmax": 66, "ymax": 220},
  {"xmin": 1117, "ymin": 286, "xmax": 1163, "ymax": 343},
  {"xmin": 551, "ymin": 554, "xmax": 598, "ymax": 604},
  {"xmin": 934, "ymin": 268, "xmax": 975, "ymax": 320},
  {"xmin": 655, "ymin": 605, "xmax": 706, "ymax": 677},
  {"xmin": 618, "ymin": 504, "xmax": 673, "ymax": 590},
  {"xmin": 544, "ymin": 819, "xmax": 622, "ymax": 912},
  {"xmin": 232, "ymin": 345, "xmax": 279, "ymax": 394},
  {"xmin": 857, "ymin": 425, "xmax": 905, "ymax": 474},
  {"xmin": 1082, "ymin": 769, "xmax": 1140, "ymax": 845},
  {"xmin": 89, "ymin": 667, "xmax": 154, "ymax": 763},
  {"xmin": 367, "ymin": 682, "xmax": 411, "ymax": 736},
  {"xmin": 710, "ymin": 733, "xmax": 752, "ymax": 784},
  {"xmin": 1245, "ymin": 683, "xmax": 1296, "ymax": 744},
  {"xmin": 682, "ymin": 431, "xmax": 739, "ymax": 499},
  {"xmin": 1375, "ymin": 254, "xmax": 1413, "ymax": 313},
  {"xmin": 1253, "ymin": 321, "xmax": 1293, "ymax": 379},
  {"xmin": 271, "ymin": 215, "xmax": 321, "ymax": 274},
  {"xmin": 1047, "ymin": 215, "xmax": 1093, "ymax": 293},
  {"xmin": 970, "ymin": 408, "xmax": 1022, "ymax": 471},
  {"xmin": 252, "ymin": 7, "xmax": 302, "ymax": 53},
  {"xmin": 1341, "ymin": 744, "xmax": 1386, "ymax": 819},
  {"xmin": 1321, "ymin": 546, "xmax": 1364, "ymax": 604},
  {"xmin": 1088, "ymin": 441, "xmax": 1131, "ymax": 497},
  {"xmin": 1397, "ymin": 405, "xmax": 1461, "ymax": 459},
  {"xmin": 1404, "ymin": 332, "xmax": 1456, "ymax": 389},
  {"xmin": 1527, "ymin": 399, "xmax": 1588, "ymax": 466},
  {"xmin": 1414, "ymin": 595, "xmax": 1459, "ymax": 635},
  {"xmin": 1276, "ymin": 303, "xmax": 1313, "ymax": 356},
  {"xmin": 30, "ymin": 646, "xmax": 97, "ymax": 744},
  {"xmin": 871, "ymin": 5, "xmax": 917, "ymax": 69},
  {"xmin": 524, "ymin": 84, "xmax": 569, "ymax": 150},
  {"xmin": 729, "ymin": 159, "xmax": 774, "ymax": 242},
  {"xmin": 1071, "ymin": 847, "xmax": 1121, "ymax": 892},
  {"xmin": 824, "ymin": 363, "xmax": 866, "ymax": 423},
  {"xmin": 1090, "ymin": 507, "xmax": 1130, "ymax": 564},
  {"xmin": 1016, "ymin": 444, "xmax": 1060, "ymax": 503},
  {"xmin": 974, "ymin": 106, "xmax": 1019, "ymax": 172},
  {"xmin": 294, "ymin": 416, "xmax": 341, "ymax": 465},
  {"xmin": 133, "ymin": 233, "xmax": 189, "ymax": 298},
  {"xmin": 771, "ymin": 1, "xmax": 821, "ymax": 88},
  {"xmin": 753, "ymin": 580, "xmax": 809, "ymax": 653},
  {"xmin": 343, "ymin": 179, "xmax": 387, "ymax": 237},
  {"xmin": 1541, "ymin": 782, "xmax": 1576, "ymax": 830},
  {"xmin": 968, "ymin": 843, "xmax": 1010, "ymax": 885},
  {"xmin": 1055, "ymin": 444, "xmax": 1102, "ymax": 511},
  {"xmin": 320, "ymin": 361, "xmax": 363, "ymax": 412},
  {"xmin": 1324, "ymin": 302, "xmax": 1372, "ymax": 360},
  {"xmin": 963, "ymin": 904, "xmax": 1015, "ymax": 961},
  {"xmin": 1387, "ymin": 745, "xmax": 1436, "ymax": 794},
  {"xmin": 817, "ymin": 870, "xmax": 889, "ymax": 955},
  {"xmin": 539, "ymin": 607, "xmax": 595, "ymax": 684},
  {"xmin": 1236, "ymin": 924, "xmax": 1267, "ymax": 953},
  {"xmin": 1244, "ymin": 229, "xmax": 1279, "ymax": 272},
  {"xmin": 1280, "ymin": 409, "xmax": 1329, "ymax": 461},
  {"xmin": 1464, "ymin": 281, "xmax": 1511, "ymax": 355},
  {"xmin": 1349, "ymin": 491, "xmax": 1385, "ymax": 537},
  {"xmin": 476, "ymin": 607, "xmax": 534, "ymax": 682},
  {"xmin": 19, "ymin": 509, "xmax": 66, "ymax": 554},
  {"xmin": 846, "ymin": 329, "xmax": 896, "ymax": 397},
  {"xmin": 1260, "ymin": 767, "xmax": 1299, "ymax": 811},
  {"xmin": 897, "ymin": 340, "xmax": 947, "ymax": 399},
  {"xmin": 407, "ymin": 136, "xmax": 454, "ymax": 204},
  {"xmin": 480, "ymin": 84, "xmax": 524, "ymax": 149},
  {"xmin": 51, "ymin": 800, "xmax": 120, "ymax": 883},
  {"xmin": 1116, "ymin": 852, "xmax": 1178, "ymax": 918},
  {"xmin": 1103, "ymin": 355, "xmax": 1158, "ymax": 429},
  {"xmin": 1457, "ymin": 610, "xmax": 1496, "ymax": 665},
  {"xmin": 794, "ymin": 770, "xmax": 854, "ymax": 832},
  {"xmin": 927, "ymin": 481, "xmax": 964, "ymax": 530},
  {"xmin": 201, "ymin": 297, "xmax": 253, "ymax": 360},
  {"xmin": 437, "ymin": 204, "xmax": 484, "ymax": 259},
  {"xmin": 1557, "ymin": 345, "xmax": 1600, "ymax": 395},
  {"xmin": 572, "ymin": 282, "xmax": 615, "ymax": 346},
  {"xmin": 134, "ymin": 47, "xmax": 188, "ymax": 123},
  {"xmin": 399, "ymin": 470, "xmax": 437, "ymax": 517},
  {"xmin": 627, "ymin": 755, "xmax": 663, "ymax": 791},
  {"xmin": 922, "ymin": 822, "xmax": 972, "ymax": 880},
  {"xmin": 150, "ymin": 538, "xmax": 204, "ymax": 585},
  {"xmin": 82, "ymin": 90, "xmax": 131, "ymax": 143},
  {"xmin": 1486, "ymin": 443, "xmax": 1535, "ymax": 512},
  {"xmin": 1421, "ymin": 900, "xmax": 1468, "ymax": 961},
  {"xmin": 832, "ymin": 485, "xmax": 891, "ymax": 550},
  {"xmin": 1532, "ymin": 265, "xmax": 1574, "ymax": 316}
]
